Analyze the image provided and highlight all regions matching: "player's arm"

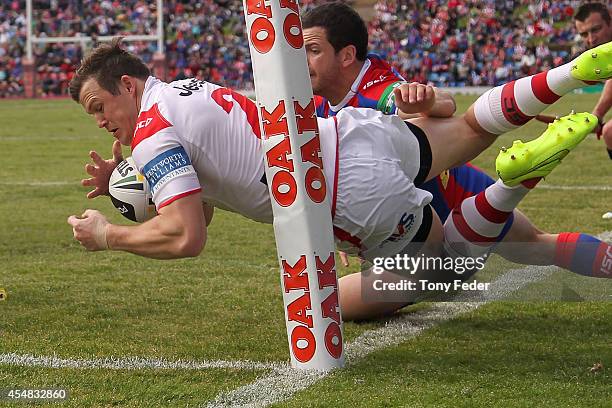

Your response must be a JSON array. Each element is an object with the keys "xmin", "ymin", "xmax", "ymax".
[
  {"xmin": 107, "ymin": 193, "xmax": 206, "ymax": 258},
  {"xmin": 203, "ymin": 202, "xmax": 214, "ymax": 226},
  {"xmin": 68, "ymin": 193, "xmax": 206, "ymax": 259},
  {"xmin": 392, "ymin": 83, "xmax": 456, "ymax": 119},
  {"xmin": 593, "ymin": 80, "xmax": 612, "ymax": 123},
  {"xmin": 419, "ymin": 87, "xmax": 456, "ymax": 118}
]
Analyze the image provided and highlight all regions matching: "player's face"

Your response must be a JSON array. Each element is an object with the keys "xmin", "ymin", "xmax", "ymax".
[
  {"xmin": 304, "ymin": 26, "xmax": 343, "ymax": 97},
  {"xmin": 575, "ymin": 12, "xmax": 612, "ymax": 48},
  {"xmin": 79, "ymin": 77, "xmax": 139, "ymax": 146}
]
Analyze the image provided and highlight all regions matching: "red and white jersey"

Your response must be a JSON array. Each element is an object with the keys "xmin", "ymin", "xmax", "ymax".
[
  {"xmin": 132, "ymin": 76, "xmax": 338, "ymax": 224},
  {"xmin": 131, "ymin": 77, "xmax": 274, "ymax": 223},
  {"xmin": 130, "ymin": 77, "xmax": 428, "ymax": 259}
]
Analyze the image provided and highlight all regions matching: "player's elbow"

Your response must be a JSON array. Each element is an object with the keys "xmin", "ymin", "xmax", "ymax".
[
  {"xmin": 439, "ymin": 91, "xmax": 457, "ymax": 117},
  {"xmin": 175, "ymin": 230, "xmax": 206, "ymax": 258},
  {"xmin": 158, "ymin": 195, "xmax": 208, "ymax": 258},
  {"xmin": 448, "ymin": 98, "xmax": 457, "ymax": 116}
]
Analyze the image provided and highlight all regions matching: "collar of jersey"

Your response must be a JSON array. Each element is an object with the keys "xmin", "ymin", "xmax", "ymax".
[
  {"xmin": 328, "ymin": 58, "xmax": 372, "ymax": 114},
  {"xmin": 139, "ymin": 76, "xmax": 161, "ymax": 115}
]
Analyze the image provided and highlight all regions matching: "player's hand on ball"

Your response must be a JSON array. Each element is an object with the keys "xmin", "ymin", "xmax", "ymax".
[
  {"xmin": 82, "ymin": 140, "xmax": 123, "ymax": 199},
  {"xmin": 393, "ymin": 82, "xmax": 435, "ymax": 115},
  {"xmin": 67, "ymin": 209, "xmax": 110, "ymax": 251}
]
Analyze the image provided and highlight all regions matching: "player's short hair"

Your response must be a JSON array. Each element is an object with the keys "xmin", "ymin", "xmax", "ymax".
[
  {"xmin": 575, "ymin": 2, "xmax": 610, "ymax": 25},
  {"xmin": 69, "ymin": 37, "xmax": 150, "ymax": 102},
  {"xmin": 302, "ymin": 1, "xmax": 368, "ymax": 61}
]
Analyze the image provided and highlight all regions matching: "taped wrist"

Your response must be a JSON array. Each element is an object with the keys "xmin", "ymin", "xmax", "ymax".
[{"xmin": 95, "ymin": 223, "xmax": 109, "ymax": 250}]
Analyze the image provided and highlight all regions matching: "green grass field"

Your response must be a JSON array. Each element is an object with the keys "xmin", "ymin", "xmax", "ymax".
[{"xmin": 0, "ymin": 94, "xmax": 611, "ymax": 407}]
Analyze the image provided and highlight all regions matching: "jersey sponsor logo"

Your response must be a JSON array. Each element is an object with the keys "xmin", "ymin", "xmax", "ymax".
[
  {"xmin": 135, "ymin": 117, "xmax": 153, "ymax": 131},
  {"xmin": 132, "ymin": 103, "xmax": 172, "ymax": 149},
  {"xmin": 363, "ymin": 74, "xmax": 388, "ymax": 90},
  {"xmin": 142, "ymin": 146, "xmax": 194, "ymax": 194},
  {"xmin": 501, "ymin": 82, "xmax": 531, "ymax": 125}
]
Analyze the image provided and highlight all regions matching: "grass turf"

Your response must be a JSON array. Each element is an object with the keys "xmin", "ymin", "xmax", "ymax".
[{"xmin": 0, "ymin": 93, "xmax": 610, "ymax": 406}]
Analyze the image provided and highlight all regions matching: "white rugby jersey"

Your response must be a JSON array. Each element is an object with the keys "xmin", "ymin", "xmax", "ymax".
[
  {"xmin": 130, "ymin": 77, "xmax": 429, "ymax": 258},
  {"xmin": 131, "ymin": 76, "xmax": 339, "ymax": 224}
]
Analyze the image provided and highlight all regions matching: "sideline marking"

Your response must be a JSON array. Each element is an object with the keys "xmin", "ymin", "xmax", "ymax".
[{"xmin": 0, "ymin": 353, "xmax": 284, "ymax": 372}]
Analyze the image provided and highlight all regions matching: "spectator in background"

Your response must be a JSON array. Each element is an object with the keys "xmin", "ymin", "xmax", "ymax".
[
  {"xmin": 574, "ymin": 2, "xmax": 612, "ymax": 156},
  {"xmin": 0, "ymin": 0, "xmax": 25, "ymax": 97},
  {"xmin": 367, "ymin": 0, "xmax": 578, "ymax": 87},
  {"xmin": 0, "ymin": 0, "xmax": 596, "ymax": 96},
  {"xmin": 574, "ymin": 2, "xmax": 612, "ymax": 219}
]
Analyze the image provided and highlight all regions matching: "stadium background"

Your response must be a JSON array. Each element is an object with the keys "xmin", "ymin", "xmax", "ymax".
[
  {"xmin": 1, "ymin": 1, "xmax": 611, "ymax": 406},
  {"xmin": 0, "ymin": 0, "xmax": 590, "ymax": 98}
]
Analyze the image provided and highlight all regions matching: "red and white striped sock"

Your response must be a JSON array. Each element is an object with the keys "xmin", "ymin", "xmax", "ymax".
[
  {"xmin": 444, "ymin": 178, "xmax": 541, "ymax": 258},
  {"xmin": 473, "ymin": 61, "xmax": 587, "ymax": 135}
]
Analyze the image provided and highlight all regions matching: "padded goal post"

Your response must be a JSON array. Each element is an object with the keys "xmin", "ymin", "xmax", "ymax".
[{"xmin": 242, "ymin": 0, "xmax": 345, "ymax": 370}]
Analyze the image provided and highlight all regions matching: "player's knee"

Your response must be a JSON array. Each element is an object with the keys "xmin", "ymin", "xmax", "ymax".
[
  {"xmin": 463, "ymin": 106, "xmax": 497, "ymax": 139},
  {"xmin": 505, "ymin": 212, "xmax": 544, "ymax": 243}
]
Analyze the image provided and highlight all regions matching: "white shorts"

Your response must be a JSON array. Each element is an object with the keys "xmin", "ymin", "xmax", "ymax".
[{"xmin": 320, "ymin": 108, "xmax": 434, "ymax": 261}]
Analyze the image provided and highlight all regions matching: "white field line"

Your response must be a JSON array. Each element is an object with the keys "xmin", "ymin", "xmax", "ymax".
[
  {"xmin": 0, "ymin": 353, "xmax": 284, "ymax": 372},
  {"xmin": 204, "ymin": 270, "xmax": 548, "ymax": 408},
  {"xmin": 205, "ymin": 231, "xmax": 612, "ymax": 408},
  {"xmin": 538, "ymin": 185, "xmax": 612, "ymax": 191},
  {"xmin": 0, "ymin": 181, "xmax": 76, "ymax": 186},
  {"xmin": 0, "ymin": 181, "xmax": 610, "ymax": 191}
]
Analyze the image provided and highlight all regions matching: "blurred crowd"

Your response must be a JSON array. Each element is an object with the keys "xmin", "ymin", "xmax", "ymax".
[
  {"xmin": 370, "ymin": 0, "xmax": 583, "ymax": 87},
  {"xmin": 0, "ymin": 0, "xmax": 591, "ymax": 97}
]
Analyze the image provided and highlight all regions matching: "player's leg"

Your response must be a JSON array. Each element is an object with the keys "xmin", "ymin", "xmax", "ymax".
[
  {"xmin": 443, "ymin": 113, "xmax": 598, "ymax": 260},
  {"xmin": 407, "ymin": 41, "xmax": 612, "ymax": 182},
  {"xmin": 434, "ymin": 164, "xmax": 611, "ymax": 277},
  {"xmin": 553, "ymin": 233, "xmax": 612, "ymax": 278},
  {"xmin": 493, "ymin": 210, "xmax": 554, "ymax": 265},
  {"xmin": 408, "ymin": 114, "xmax": 493, "ymax": 182},
  {"xmin": 338, "ymin": 270, "xmax": 411, "ymax": 321},
  {"xmin": 497, "ymin": 213, "xmax": 612, "ymax": 278},
  {"xmin": 338, "ymin": 206, "xmax": 447, "ymax": 322},
  {"xmin": 464, "ymin": 41, "xmax": 612, "ymax": 138},
  {"xmin": 423, "ymin": 163, "xmax": 612, "ymax": 277},
  {"xmin": 331, "ymin": 111, "xmax": 452, "ymax": 321},
  {"xmin": 395, "ymin": 108, "xmax": 607, "ymax": 281},
  {"xmin": 382, "ymin": 107, "xmax": 596, "ymax": 265},
  {"xmin": 419, "ymin": 163, "xmax": 556, "ymax": 268},
  {"xmin": 603, "ymin": 120, "xmax": 612, "ymax": 219},
  {"xmin": 603, "ymin": 120, "xmax": 612, "ymax": 159}
]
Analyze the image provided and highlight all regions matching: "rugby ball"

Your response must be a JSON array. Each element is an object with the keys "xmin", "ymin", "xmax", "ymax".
[{"xmin": 108, "ymin": 157, "xmax": 157, "ymax": 222}]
